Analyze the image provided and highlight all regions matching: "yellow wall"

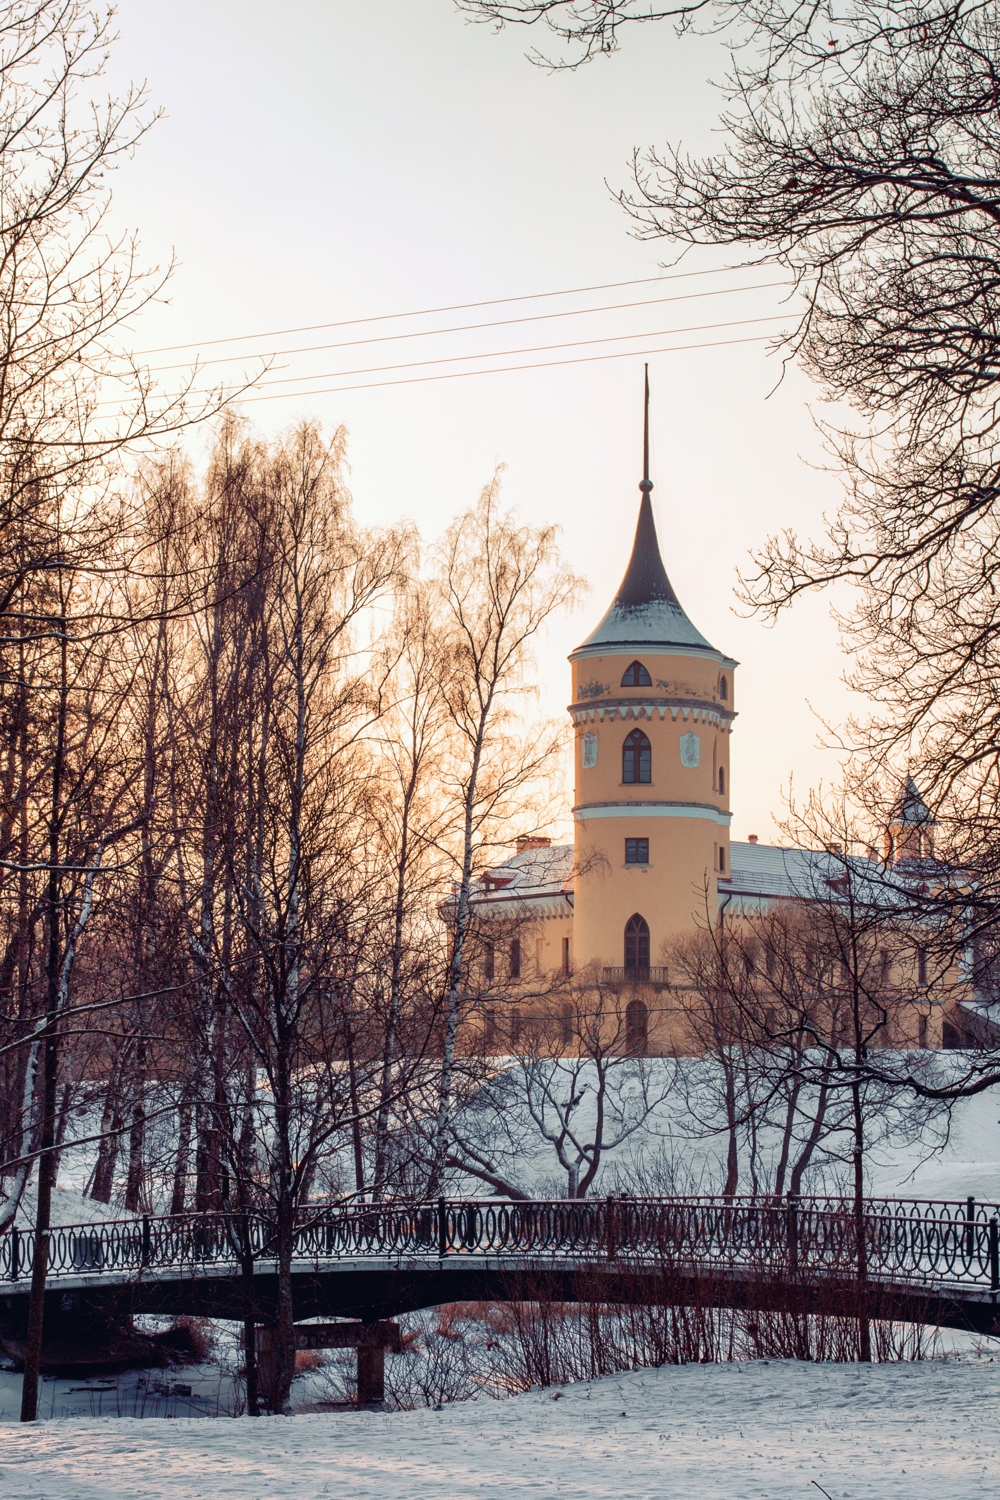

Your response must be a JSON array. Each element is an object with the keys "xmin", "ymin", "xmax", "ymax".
[{"xmin": 569, "ymin": 645, "xmax": 736, "ymax": 971}]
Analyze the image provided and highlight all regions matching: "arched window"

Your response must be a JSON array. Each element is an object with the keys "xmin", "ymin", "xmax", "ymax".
[
  {"xmin": 621, "ymin": 660, "xmax": 652, "ymax": 687},
  {"xmin": 626, "ymin": 998, "xmax": 648, "ymax": 1055},
  {"xmin": 718, "ymin": 766, "xmax": 725, "ymax": 796},
  {"xmin": 622, "ymin": 728, "xmax": 651, "ymax": 783},
  {"xmin": 624, "ymin": 913, "xmax": 650, "ymax": 973},
  {"xmin": 719, "ymin": 675, "xmax": 728, "ymax": 700}
]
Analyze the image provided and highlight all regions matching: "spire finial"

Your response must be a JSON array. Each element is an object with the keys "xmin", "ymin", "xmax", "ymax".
[{"xmin": 640, "ymin": 363, "xmax": 653, "ymax": 494}]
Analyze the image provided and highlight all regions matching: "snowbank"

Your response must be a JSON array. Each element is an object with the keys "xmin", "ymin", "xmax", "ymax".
[{"xmin": 1, "ymin": 1357, "xmax": 997, "ymax": 1498}]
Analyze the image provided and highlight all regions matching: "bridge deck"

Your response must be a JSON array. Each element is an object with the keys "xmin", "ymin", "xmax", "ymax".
[{"xmin": 2, "ymin": 1196, "xmax": 998, "ymax": 1336}]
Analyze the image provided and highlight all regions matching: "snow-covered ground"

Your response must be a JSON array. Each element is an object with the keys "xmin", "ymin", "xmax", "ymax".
[{"xmin": 1, "ymin": 1358, "xmax": 998, "ymax": 1498}]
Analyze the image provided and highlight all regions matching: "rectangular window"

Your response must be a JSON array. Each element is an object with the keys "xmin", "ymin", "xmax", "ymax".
[
  {"xmin": 509, "ymin": 939, "xmax": 521, "ymax": 979},
  {"xmin": 562, "ymin": 936, "xmax": 571, "ymax": 975},
  {"xmin": 719, "ymin": 846, "xmax": 726, "ymax": 873},
  {"xmin": 485, "ymin": 1009, "xmax": 496, "ymax": 1047},
  {"xmin": 917, "ymin": 948, "xmax": 927, "ymax": 987},
  {"xmin": 484, "ymin": 942, "xmax": 494, "ymax": 982},
  {"xmin": 625, "ymin": 837, "xmax": 649, "ymax": 865}
]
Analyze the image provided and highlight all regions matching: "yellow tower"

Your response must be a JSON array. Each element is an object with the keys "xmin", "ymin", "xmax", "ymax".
[{"xmin": 569, "ymin": 376, "xmax": 737, "ymax": 976}]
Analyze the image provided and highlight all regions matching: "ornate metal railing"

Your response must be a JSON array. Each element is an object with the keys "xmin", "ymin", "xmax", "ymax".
[
  {"xmin": 602, "ymin": 967, "xmax": 670, "ymax": 986},
  {"xmin": 2, "ymin": 1194, "xmax": 998, "ymax": 1293}
]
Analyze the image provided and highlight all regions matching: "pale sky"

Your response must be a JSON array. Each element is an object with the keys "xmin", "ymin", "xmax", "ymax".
[{"xmin": 107, "ymin": 0, "xmax": 866, "ymax": 843}]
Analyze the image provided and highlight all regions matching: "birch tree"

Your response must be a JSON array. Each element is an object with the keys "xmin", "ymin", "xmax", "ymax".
[{"xmin": 429, "ymin": 475, "xmax": 583, "ymax": 1191}]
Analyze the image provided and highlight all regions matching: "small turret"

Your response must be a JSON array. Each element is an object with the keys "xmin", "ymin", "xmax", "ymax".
[{"xmin": 885, "ymin": 776, "xmax": 935, "ymax": 863}]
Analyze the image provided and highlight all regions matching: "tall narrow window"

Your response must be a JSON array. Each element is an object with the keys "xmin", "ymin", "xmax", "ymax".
[
  {"xmin": 622, "ymin": 729, "xmax": 651, "ymax": 784},
  {"xmin": 719, "ymin": 846, "xmax": 726, "ymax": 873},
  {"xmin": 484, "ymin": 942, "xmax": 495, "ymax": 982},
  {"xmin": 624, "ymin": 913, "xmax": 650, "ymax": 973},
  {"xmin": 560, "ymin": 1002, "xmax": 573, "ymax": 1046},
  {"xmin": 484, "ymin": 1010, "xmax": 496, "ymax": 1048},
  {"xmin": 718, "ymin": 766, "xmax": 725, "ymax": 796},
  {"xmin": 917, "ymin": 948, "xmax": 927, "ymax": 987},
  {"xmin": 509, "ymin": 939, "xmax": 521, "ymax": 979},
  {"xmin": 510, "ymin": 1007, "xmax": 523, "ymax": 1046},
  {"xmin": 562, "ymin": 936, "xmax": 571, "ymax": 975},
  {"xmin": 626, "ymin": 998, "xmax": 649, "ymax": 1055},
  {"xmin": 625, "ymin": 837, "xmax": 649, "ymax": 865},
  {"xmin": 719, "ymin": 675, "xmax": 728, "ymax": 700},
  {"xmin": 621, "ymin": 660, "xmax": 652, "ymax": 687}
]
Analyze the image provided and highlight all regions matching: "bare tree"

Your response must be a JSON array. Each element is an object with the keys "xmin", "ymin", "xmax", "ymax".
[
  {"xmin": 369, "ymin": 583, "xmax": 454, "ymax": 1197},
  {"xmin": 167, "ymin": 421, "xmax": 407, "ymax": 1413},
  {"xmin": 428, "ymin": 475, "xmax": 583, "ymax": 1192},
  {"xmin": 670, "ymin": 796, "xmax": 958, "ymax": 1357},
  {"xmin": 445, "ymin": 973, "xmax": 673, "ymax": 1199}
]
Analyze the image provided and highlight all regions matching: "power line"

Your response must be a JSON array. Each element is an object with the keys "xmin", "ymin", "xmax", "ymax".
[
  {"xmin": 101, "ymin": 312, "xmax": 791, "ymax": 411},
  {"xmin": 133, "ymin": 262, "xmax": 772, "ymax": 357},
  {"xmin": 247, "ymin": 313, "xmax": 788, "ymax": 391},
  {"xmin": 236, "ymin": 330, "xmax": 783, "ymax": 403},
  {"xmin": 145, "ymin": 279, "xmax": 789, "ymax": 375}
]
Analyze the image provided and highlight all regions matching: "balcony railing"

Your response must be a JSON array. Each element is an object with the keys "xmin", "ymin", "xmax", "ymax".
[{"xmin": 602, "ymin": 966, "xmax": 669, "ymax": 986}]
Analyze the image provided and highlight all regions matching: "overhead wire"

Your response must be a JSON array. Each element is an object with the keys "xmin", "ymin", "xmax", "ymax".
[
  {"xmin": 133, "ymin": 261, "xmax": 779, "ymax": 356},
  {"xmin": 98, "ymin": 310, "xmax": 793, "ymax": 411},
  {"xmin": 245, "ymin": 313, "xmax": 789, "ymax": 391},
  {"xmin": 144, "ymin": 279, "xmax": 790, "ymax": 374},
  {"xmin": 235, "ymin": 330, "xmax": 786, "ymax": 402}
]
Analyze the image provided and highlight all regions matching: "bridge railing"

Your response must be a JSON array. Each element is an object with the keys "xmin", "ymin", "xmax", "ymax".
[{"xmin": 2, "ymin": 1194, "xmax": 998, "ymax": 1291}]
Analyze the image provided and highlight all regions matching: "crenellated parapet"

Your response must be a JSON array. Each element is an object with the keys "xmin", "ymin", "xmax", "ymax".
[{"xmin": 570, "ymin": 699, "xmax": 734, "ymax": 729}]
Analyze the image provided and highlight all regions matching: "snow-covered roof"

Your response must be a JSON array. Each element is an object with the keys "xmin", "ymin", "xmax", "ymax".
[
  {"xmin": 470, "ymin": 838, "xmax": 945, "ymax": 922},
  {"xmin": 471, "ymin": 842, "xmax": 574, "ymax": 916},
  {"xmin": 722, "ymin": 841, "xmax": 825, "ymax": 900},
  {"xmin": 573, "ymin": 490, "xmax": 722, "ymax": 658},
  {"xmin": 721, "ymin": 839, "xmax": 948, "ymax": 909}
]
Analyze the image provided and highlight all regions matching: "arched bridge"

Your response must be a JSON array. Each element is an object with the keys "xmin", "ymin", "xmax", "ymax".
[{"xmin": 2, "ymin": 1195, "xmax": 999, "ymax": 1343}]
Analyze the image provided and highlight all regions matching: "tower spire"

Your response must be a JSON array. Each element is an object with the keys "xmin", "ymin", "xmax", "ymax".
[{"xmin": 641, "ymin": 363, "xmax": 651, "ymax": 493}]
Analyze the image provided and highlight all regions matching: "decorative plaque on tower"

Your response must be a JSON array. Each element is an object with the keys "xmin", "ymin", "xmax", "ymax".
[{"xmin": 679, "ymin": 732, "xmax": 700, "ymax": 768}]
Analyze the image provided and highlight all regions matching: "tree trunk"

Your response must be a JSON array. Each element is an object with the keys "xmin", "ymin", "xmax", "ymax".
[
  {"xmin": 170, "ymin": 1096, "xmax": 193, "ymax": 1215},
  {"xmin": 21, "ymin": 610, "xmax": 68, "ymax": 1422},
  {"xmin": 851, "ymin": 1078, "xmax": 871, "ymax": 1362}
]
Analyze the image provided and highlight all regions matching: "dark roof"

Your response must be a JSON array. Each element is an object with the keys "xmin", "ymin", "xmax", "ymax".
[
  {"xmin": 574, "ymin": 489, "xmax": 719, "ymax": 655},
  {"xmin": 892, "ymin": 775, "xmax": 934, "ymax": 827}
]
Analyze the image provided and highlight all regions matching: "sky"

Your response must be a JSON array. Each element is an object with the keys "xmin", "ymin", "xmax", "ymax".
[{"xmin": 105, "ymin": 0, "xmax": 867, "ymax": 843}]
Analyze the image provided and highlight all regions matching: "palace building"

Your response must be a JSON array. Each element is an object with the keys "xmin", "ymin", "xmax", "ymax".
[{"xmin": 467, "ymin": 397, "xmax": 997, "ymax": 1057}]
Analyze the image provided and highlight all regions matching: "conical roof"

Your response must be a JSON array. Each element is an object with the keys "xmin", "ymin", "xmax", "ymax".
[
  {"xmin": 891, "ymin": 775, "xmax": 934, "ymax": 827},
  {"xmin": 575, "ymin": 486, "xmax": 716, "ymax": 654}
]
